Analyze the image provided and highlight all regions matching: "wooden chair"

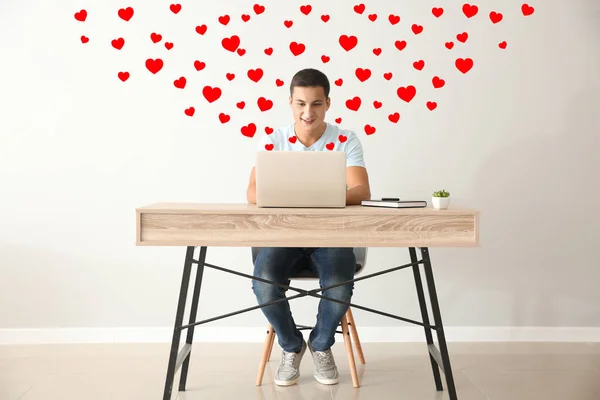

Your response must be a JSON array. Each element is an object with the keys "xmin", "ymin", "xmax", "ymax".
[{"xmin": 251, "ymin": 247, "xmax": 368, "ymax": 388}]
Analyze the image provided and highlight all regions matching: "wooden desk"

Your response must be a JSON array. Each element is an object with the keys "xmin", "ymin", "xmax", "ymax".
[
  {"xmin": 136, "ymin": 203, "xmax": 480, "ymax": 400},
  {"xmin": 136, "ymin": 203, "xmax": 479, "ymax": 247}
]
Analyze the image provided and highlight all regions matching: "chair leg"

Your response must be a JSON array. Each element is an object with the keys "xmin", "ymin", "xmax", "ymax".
[
  {"xmin": 341, "ymin": 315, "xmax": 360, "ymax": 388},
  {"xmin": 345, "ymin": 308, "xmax": 365, "ymax": 364},
  {"xmin": 256, "ymin": 324, "xmax": 276, "ymax": 386},
  {"xmin": 266, "ymin": 327, "xmax": 276, "ymax": 361}
]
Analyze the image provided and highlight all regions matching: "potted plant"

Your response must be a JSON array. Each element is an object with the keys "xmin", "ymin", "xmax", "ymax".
[{"xmin": 432, "ymin": 189, "xmax": 451, "ymax": 209}]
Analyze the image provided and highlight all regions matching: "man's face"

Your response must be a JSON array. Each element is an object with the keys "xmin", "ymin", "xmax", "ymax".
[{"xmin": 289, "ymin": 86, "xmax": 330, "ymax": 131}]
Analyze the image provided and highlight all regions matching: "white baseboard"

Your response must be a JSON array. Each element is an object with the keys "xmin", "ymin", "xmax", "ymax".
[{"xmin": 1, "ymin": 327, "xmax": 599, "ymax": 345}]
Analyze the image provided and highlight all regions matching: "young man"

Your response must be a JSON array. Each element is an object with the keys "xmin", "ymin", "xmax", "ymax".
[{"xmin": 246, "ymin": 68, "xmax": 371, "ymax": 386}]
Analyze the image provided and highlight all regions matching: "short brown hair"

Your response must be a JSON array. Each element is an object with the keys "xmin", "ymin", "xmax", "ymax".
[{"xmin": 289, "ymin": 68, "xmax": 330, "ymax": 98}]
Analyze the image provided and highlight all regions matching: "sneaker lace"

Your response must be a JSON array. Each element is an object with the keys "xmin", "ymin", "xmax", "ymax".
[
  {"xmin": 282, "ymin": 351, "xmax": 297, "ymax": 367},
  {"xmin": 315, "ymin": 351, "xmax": 333, "ymax": 367}
]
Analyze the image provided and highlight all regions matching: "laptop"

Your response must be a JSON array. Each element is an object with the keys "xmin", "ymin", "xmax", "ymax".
[{"xmin": 256, "ymin": 151, "xmax": 347, "ymax": 208}]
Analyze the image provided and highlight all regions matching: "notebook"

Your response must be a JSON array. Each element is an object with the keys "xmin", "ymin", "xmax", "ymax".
[{"xmin": 361, "ymin": 199, "xmax": 428, "ymax": 208}]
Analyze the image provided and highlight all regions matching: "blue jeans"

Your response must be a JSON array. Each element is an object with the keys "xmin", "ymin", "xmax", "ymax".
[{"xmin": 252, "ymin": 247, "xmax": 356, "ymax": 352}]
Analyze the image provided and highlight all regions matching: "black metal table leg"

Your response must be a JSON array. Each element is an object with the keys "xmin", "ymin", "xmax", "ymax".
[
  {"xmin": 163, "ymin": 246, "xmax": 203, "ymax": 400},
  {"xmin": 179, "ymin": 246, "xmax": 207, "ymax": 391},
  {"xmin": 410, "ymin": 247, "xmax": 444, "ymax": 391},
  {"xmin": 420, "ymin": 247, "xmax": 458, "ymax": 400}
]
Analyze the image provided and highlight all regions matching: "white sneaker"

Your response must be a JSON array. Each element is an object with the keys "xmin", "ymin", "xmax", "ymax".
[
  {"xmin": 274, "ymin": 339, "xmax": 307, "ymax": 386},
  {"xmin": 308, "ymin": 340, "xmax": 339, "ymax": 385}
]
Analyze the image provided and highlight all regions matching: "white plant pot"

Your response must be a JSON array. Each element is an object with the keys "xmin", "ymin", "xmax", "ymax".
[{"xmin": 432, "ymin": 196, "xmax": 450, "ymax": 210}]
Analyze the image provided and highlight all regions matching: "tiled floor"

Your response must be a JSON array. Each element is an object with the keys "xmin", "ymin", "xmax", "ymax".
[{"xmin": 1, "ymin": 341, "xmax": 599, "ymax": 399}]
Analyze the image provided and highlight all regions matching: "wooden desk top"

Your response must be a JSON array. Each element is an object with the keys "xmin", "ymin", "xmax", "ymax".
[{"xmin": 136, "ymin": 203, "xmax": 479, "ymax": 247}]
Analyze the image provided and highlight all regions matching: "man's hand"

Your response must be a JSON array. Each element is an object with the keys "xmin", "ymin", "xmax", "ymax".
[{"xmin": 346, "ymin": 166, "xmax": 371, "ymax": 205}]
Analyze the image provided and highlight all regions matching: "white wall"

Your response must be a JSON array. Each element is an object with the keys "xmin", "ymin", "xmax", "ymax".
[{"xmin": 1, "ymin": 0, "xmax": 599, "ymax": 343}]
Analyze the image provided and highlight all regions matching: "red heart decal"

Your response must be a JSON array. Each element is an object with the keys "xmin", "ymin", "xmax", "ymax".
[
  {"xmin": 81, "ymin": 36, "xmax": 89, "ymax": 43},
  {"xmin": 455, "ymin": 58, "xmax": 474, "ymax": 74},
  {"xmin": 345, "ymin": 96, "xmax": 362, "ymax": 111},
  {"xmin": 339, "ymin": 35, "xmax": 358, "ymax": 51},
  {"xmin": 335, "ymin": 117, "xmax": 342, "ymax": 124},
  {"xmin": 241, "ymin": 14, "xmax": 251, "ymax": 22},
  {"xmin": 445, "ymin": 42, "xmax": 455, "ymax": 50},
  {"xmin": 413, "ymin": 60, "xmax": 425, "ymax": 70},
  {"xmin": 457, "ymin": 32, "xmax": 468, "ymax": 43},
  {"xmin": 395, "ymin": 40, "xmax": 407, "ymax": 51},
  {"xmin": 498, "ymin": 41, "xmax": 507, "ymax": 49},
  {"xmin": 185, "ymin": 107, "xmax": 195, "ymax": 117},
  {"xmin": 265, "ymin": 127, "xmax": 274, "ymax": 134},
  {"xmin": 254, "ymin": 4, "xmax": 265, "ymax": 15},
  {"xmin": 264, "ymin": 47, "xmax": 273, "ymax": 55},
  {"xmin": 373, "ymin": 101, "xmax": 382, "ymax": 109},
  {"xmin": 321, "ymin": 55, "xmax": 330, "ymax": 63},
  {"xmin": 174, "ymin": 77, "xmax": 186, "ymax": 89},
  {"xmin": 462, "ymin": 4, "xmax": 478, "ymax": 18},
  {"xmin": 194, "ymin": 60, "xmax": 206, "ymax": 71},
  {"xmin": 372, "ymin": 48, "xmax": 382, "ymax": 56},
  {"xmin": 321, "ymin": 14, "xmax": 330, "ymax": 22},
  {"xmin": 522, "ymin": 4, "xmax": 535, "ymax": 16},
  {"xmin": 411, "ymin": 24, "xmax": 423, "ymax": 35},
  {"xmin": 368, "ymin": 14, "xmax": 377, "ymax": 22},
  {"xmin": 237, "ymin": 101, "xmax": 245, "ymax": 109},
  {"xmin": 335, "ymin": 78, "xmax": 343, "ymax": 86},
  {"xmin": 432, "ymin": 76, "xmax": 445, "ymax": 88},
  {"xmin": 118, "ymin": 7, "xmax": 134, "ymax": 21},
  {"xmin": 388, "ymin": 14, "xmax": 400, "ymax": 25},
  {"xmin": 397, "ymin": 85, "xmax": 416, "ymax": 102},
  {"xmin": 241, "ymin": 123, "xmax": 257, "ymax": 138},
  {"xmin": 151, "ymin": 33, "xmax": 162, "ymax": 43},
  {"xmin": 364, "ymin": 125, "xmax": 376, "ymax": 135},
  {"xmin": 74, "ymin": 10, "xmax": 87, "ymax": 22},
  {"xmin": 226, "ymin": 73, "xmax": 235, "ymax": 81},
  {"xmin": 219, "ymin": 15, "xmax": 230, "ymax": 25},
  {"xmin": 355, "ymin": 68, "xmax": 371, "ymax": 82},
  {"xmin": 284, "ymin": 20, "xmax": 293, "ymax": 28},
  {"xmin": 219, "ymin": 113, "xmax": 230, "ymax": 123},
  {"xmin": 276, "ymin": 79, "xmax": 284, "ymax": 87},
  {"xmin": 300, "ymin": 5, "xmax": 312, "ymax": 15},
  {"xmin": 289, "ymin": 136, "xmax": 297, "ymax": 143},
  {"xmin": 432, "ymin": 7, "xmax": 444, "ymax": 18},
  {"xmin": 237, "ymin": 48, "xmax": 246, "ymax": 56},
  {"xmin": 195, "ymin": 25, "xmax": 207, "ymax": 35},
  {"xmin": 165, "ymin": 42, "xmax": 174, "ymax": 50},
  {"xmin": 118, "ymin": 72, "xmax": 130, "ymax": 82},
  {"xmin": 338, "ymin": 134, "xmax": 348, "ymax": 143},
  {"xmin": 326, "ymin": 142, "xmax": 335, "ymax": 150},
  {"xmin": 265, "ymin": 144, "xmax": 274, "ymax": 151},
  {"xmin": 489, "ymin": 11, "xmax": 503, "ymax": 24},
  {"xmin": 202, "ymin": 86, "xmax": 222, "ymax": 103},
  {"xmin": 384, "ymin": 72, "xmax": 393, "ymax": 80},
  {"xmin": 257, "ymin": 97, "xmax": 273, "ymax": 111},
  {"xmin": 289, "ymin": 42, "xmax": 305, "ymax": 56},
  {"xmin": 170, "ymin": 4, "xmax": 181, "ymax": 14},
  {"xmin": 221, "ymin": 35, "xmax": 240, "ymax": 52},
  {"xmin": 145, "ymin": 58, "xmax": 163, "ymax": 74},
  {"xmin": 248, "ymin": 68, "xmax": 264, "ymax": 82},
  {"xmin": 427, "ymin": 101, "xmax": 437, "ymax": 111},
  {"xmin": 354, "ymin": 4, "xmax": 366, "ymax": 14},
  {"xmin": 111, "ymin": 38, "xmax": 124, "ymax": 50},
  {"xmin": 388, "ymin": 112, "xmax": 400, "ymax": 123}
]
